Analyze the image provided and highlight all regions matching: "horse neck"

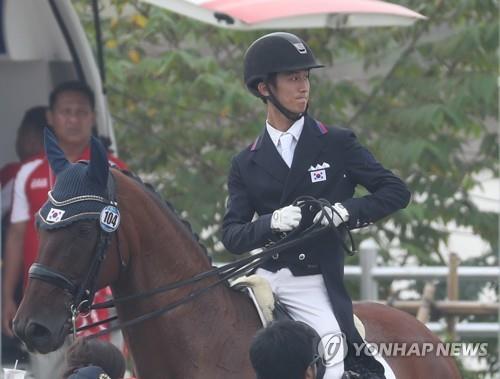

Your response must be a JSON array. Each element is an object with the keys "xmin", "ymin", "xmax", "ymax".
[
  {"xmin": 119, "ymin": 180, "xmax": 211, "ymax": 282},
  {"xmin": 110, "ymin": 174, "xmax": 259, "ymax": 376},
  {"xmin": 113, "ymin": 174, "xmax": 217, "ymax": 301}
]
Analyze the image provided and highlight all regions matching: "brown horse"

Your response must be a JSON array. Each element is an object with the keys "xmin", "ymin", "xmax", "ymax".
[{"xmin": 13, "ymin": 133, "xmax": 461, "ymax": 378}]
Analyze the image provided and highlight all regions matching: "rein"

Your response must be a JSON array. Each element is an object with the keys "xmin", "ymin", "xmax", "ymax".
[
  {"xmin": 27, "ymin": 165, "xmax": 356, "ymax": 338},
  {"xmin": 77, "ymin": 196, "xmax": 357, "ymax": 338}
]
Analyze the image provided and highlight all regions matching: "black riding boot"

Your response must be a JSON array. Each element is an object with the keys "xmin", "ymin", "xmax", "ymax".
[
  {"xmin": 341, "ymin": 370, "xmax": 361, "ymax": 379},
  {"xmin": 343, "ymin": 343, "xmax": 386, "ymax": 379}
]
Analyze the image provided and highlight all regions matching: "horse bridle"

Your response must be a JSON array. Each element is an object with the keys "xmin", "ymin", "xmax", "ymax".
[
  {"xmin": 29, "ymin": 173, "xmax": 119, "ymax": 337},
  {"xmin": 29, "ymin": 179, "xmax": 356, "ymax": 338}
]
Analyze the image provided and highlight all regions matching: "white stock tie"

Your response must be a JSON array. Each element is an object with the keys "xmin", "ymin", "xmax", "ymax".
[{"xmin": 279, "ymin": 133, "xmax": 294, "ymax": 168}]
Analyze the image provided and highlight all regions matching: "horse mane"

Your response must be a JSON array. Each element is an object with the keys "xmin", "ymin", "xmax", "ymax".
[{"xmin": 117, "ymin": 168, "xmax": 210, "ymax": 261}]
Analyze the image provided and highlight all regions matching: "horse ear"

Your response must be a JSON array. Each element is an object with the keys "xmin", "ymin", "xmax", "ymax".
[
  {"xmin": 87, "ymin": 136, "xmax": 109, "ymax": 188},
  {"xmin": 44, "ymin": 127, "xmax": 70, "ymax": 175}
]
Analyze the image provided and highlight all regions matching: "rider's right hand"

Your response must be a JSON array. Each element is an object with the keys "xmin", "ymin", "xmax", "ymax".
[
  {"xmin": 2, "ymin": 297, "xmax": 17, "ymax": 337},
  {"xmin": 270, "ymin": 205, "xmax": 302, "ymax": 232}
]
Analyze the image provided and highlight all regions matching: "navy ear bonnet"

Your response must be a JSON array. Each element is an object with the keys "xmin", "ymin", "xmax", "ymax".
[
  {"xmin": 37, "ymin": 128, "xmax": 118, "ymax": 230},
  {"xmin": 67, "ymin": 365, "xmax": 111, "ymax": 379},
  {"xmin": 37, "ymin": 162, "xmax": 114, "ymax": 229}
]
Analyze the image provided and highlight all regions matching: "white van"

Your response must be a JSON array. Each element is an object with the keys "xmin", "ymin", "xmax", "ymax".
[
  {"xmin": 1, "ymin": 0, "xmax": 119, "ymax": 367},
  {"xmin": 0, "ymin": 0, "xmax": 116, "ymax": 168}
]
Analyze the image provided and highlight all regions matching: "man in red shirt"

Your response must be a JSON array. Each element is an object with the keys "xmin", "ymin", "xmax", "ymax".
[{"xmin": 2, "ymin": 81, "xmax": 126, "ymax": 379}]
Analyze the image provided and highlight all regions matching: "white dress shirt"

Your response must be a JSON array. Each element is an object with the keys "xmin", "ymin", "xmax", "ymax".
[{"xmin": 266, "ymin": 117, "xmax": 304, "ymax": 168}]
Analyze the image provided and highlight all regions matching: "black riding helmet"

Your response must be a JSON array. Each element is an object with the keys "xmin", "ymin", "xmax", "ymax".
[{"xmin": 244, "ymin": 32, "xmax": 323, "ymax": 121}]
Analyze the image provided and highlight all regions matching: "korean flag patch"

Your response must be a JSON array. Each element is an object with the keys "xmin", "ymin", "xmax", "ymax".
[
  {"xmin": 308, "ymin": 162, "xmax": 330, "ymax": 183},
  {"xmin": 47, "ymin": 208, "xmax": 65, "ymax": 223},
  {"xmin": 310, "ymin": 169, "xmax": 326, "ymax": 183},
  {"xmin": 100, "ymin": 205, "xmax": 120, "ymax": 232}
]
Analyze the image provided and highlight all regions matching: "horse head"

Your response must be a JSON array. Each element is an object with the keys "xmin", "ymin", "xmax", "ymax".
[
  {"xmin": 13, "ymin": 130, "xmax": 263, "ymax": 377},
  {"xmin": 13, "ymin": 128, "xmax": 120, "ymax": 353}
]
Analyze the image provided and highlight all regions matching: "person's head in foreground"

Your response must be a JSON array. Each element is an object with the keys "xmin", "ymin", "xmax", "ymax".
[
  {"xmin": 249, "ymin": 320, "xmax": 325, "ymax": 379},
  {"xmin": 63, "ymin": 337, "xmax": 126, "ymax": 379}
]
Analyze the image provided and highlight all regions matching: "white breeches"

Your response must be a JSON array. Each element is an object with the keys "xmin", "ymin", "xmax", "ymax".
[{"xmin": 255, "ymin": 267, "xmax": 345, "ymax": 379}]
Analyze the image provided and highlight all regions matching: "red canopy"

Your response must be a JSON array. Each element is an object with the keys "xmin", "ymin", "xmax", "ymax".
[{"xmin": 142, "ymin": 0, "xmax": 425, "ymax": 29}]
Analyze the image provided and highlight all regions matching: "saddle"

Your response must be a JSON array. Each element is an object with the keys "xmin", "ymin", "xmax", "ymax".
[{"xmin": 230, "ymin": 274, "xmax": 366, "ymax": 339}]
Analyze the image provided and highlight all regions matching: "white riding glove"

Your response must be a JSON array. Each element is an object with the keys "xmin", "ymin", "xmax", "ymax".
[
  {"xmin": 270, "ymin": 205, "xmax": 302, "ymax": 232},
  {"xmin": 313, "ymin": 203, "xmax": 349, "ymax": 227}
]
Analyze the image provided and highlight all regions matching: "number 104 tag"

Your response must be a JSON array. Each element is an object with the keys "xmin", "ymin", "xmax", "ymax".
[{"xmin": 100, "ymin": 205, "xmax": 120, "ymax": 232}]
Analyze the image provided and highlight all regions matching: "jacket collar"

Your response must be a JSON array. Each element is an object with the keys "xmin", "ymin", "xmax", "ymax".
[{"xmin": 250, "ymin": 115, "xmax": 329, "ymax": 203}]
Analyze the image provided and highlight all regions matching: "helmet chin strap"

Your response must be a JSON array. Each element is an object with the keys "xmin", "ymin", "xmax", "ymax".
[{"xmin": 265, "ymin": 82, "xmax": 306, "ymax": 122}]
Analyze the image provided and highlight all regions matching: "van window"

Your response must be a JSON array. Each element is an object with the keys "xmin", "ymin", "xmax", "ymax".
[{"xmin": 0, "ymin": 0, "xmax": 113, "ymax": 167}]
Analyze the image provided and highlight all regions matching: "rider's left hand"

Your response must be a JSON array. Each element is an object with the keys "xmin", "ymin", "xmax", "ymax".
[{"xmin": 313, "ymin": 203, "xmax": 349, "ymax": 227}]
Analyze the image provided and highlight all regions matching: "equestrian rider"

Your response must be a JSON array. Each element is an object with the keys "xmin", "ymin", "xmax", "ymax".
[{"xmin": 222, "ymin": 32, "xmax": 411, "ymax": 379}]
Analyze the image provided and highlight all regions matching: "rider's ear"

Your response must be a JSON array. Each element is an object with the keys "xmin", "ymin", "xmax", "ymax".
[
  {"xmin": 87, "ymin": 136, "xmax": 109, "ymax": 189},
  {"xmin": 257, "ymin": 81, "xmax": 270, "ymax": 97},
  {"xmin": 44, "ymin": 127, "xmax": 70, "ymax": 175}
]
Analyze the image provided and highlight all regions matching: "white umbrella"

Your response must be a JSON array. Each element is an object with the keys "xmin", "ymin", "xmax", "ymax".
[{"xmin": 141, "ymin": 0, "xmax": 425, "ymax": 30}]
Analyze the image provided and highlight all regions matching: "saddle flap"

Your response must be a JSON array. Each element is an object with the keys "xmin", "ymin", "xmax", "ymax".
[{"xmin": 231, "ymin": 275, "xmax": 275, "ymax": 326}]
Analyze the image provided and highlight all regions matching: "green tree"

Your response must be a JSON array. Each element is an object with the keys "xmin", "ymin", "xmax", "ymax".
[
  {"xmin": 75, "ymin": 0, "xmax": 497, "ymax": 375},
  {"xmin": 74, "ymin": 1, "xmax": 497, "ymax": 256}
]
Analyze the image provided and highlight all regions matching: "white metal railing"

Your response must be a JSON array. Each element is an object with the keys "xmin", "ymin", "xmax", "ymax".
[
  {"xmin": 344, "ymin": 265, "xmax": 500, "ymax": 280},
  {"xmin": 354, "ymin": 239, "xmax": 499, "ymax": 300},
  {"xmin": 351, "ymin": 239, "xmax": 499, "ymax": 338},
  {"xmin": 426, "ymin": 322, "xmax": 499, "ymax": 338}
]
